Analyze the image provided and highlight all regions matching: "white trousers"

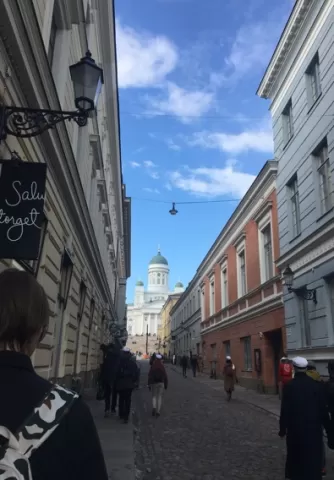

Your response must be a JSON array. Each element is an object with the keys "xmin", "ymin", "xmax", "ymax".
[{"xmin": 152, "ymin": 382, "xmax": 164, "ymax": 413}]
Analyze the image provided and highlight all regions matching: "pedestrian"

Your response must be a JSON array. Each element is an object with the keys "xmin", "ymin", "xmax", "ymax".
[
  {"xmin": 278, "ymin": 355, "xmax": 293, "ymax": 400},
  {"xmin": 148, "ymin": 353, "xmax": 168, "ymax": 417},
  {"xmin": 101, "ymin": 342, "xmax": 121, "ymax": 417},
  {"xmin": 306, "ymin": 360, "xmax": 326, "ymax": 476},
  {"xmin": 116, "ymin": 346, "xmax": 139, "ymax": 423},
  {"xmin": 223, "ymin": 356, "xmax": 237, "ymax": 401},
  {"xmin": 149, "ymin": 352, "xmax": 156, "ymax": 366},
  {"xmin": 191, "ymin": 354, "xmax": 198, "ymax": 377},
  {"xmin": 0, "ymin": 268, "xmax": 108, "ymax": 480},
  {"xmin": 180, "ymin": 354, "xmax": 188, "ymax": 378},
  {"xmin": 172, "ymin": 353, "xmax": 176, "ymax": 365},
  {"xmin": 279, "ymin": 356, "xmax": 330, "ymax": 480}
]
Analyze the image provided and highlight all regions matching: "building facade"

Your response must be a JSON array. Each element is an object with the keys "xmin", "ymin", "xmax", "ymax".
[
  {"xmin": 200, "ymin": 162, "xmax": 285, "ymax": 393},
  {"xmin": 159, "ymin": 293, "xmax": 182, "ymax": 357},
  {"xmin": 170, "ymin": 276, "xmax": 202, "ymax": 359},
  {"xmin": 0, "ymin": 0, "xmax": 130, "ymax": 387},
  {"xmin": 127, "ymin": 249, "xmax": 184, "ymax": 345},
  {"xmin": 257, "ymin": 0, "xmax": 334, "ymax": 374}
]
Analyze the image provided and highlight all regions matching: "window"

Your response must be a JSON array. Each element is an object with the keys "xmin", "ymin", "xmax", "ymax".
[
  {"xmin": 282, "ymin": 99, "xmax": 293, "ymax": 144},
  {"xmin": 315, "ymin": 143, "xmax": 332, "ymax": 214},
  {"xmin": 162, "ymin": 275, "xmax": 165, "ymax": 285},
  {"xmin": 189, "ymin": 298, "xmax": 192, "ymax": 315},
  {"xmin": 210, "ymin": 280, "xmax": 215, "ymax": 315},
  {"xmin": 299, "ymin": 297, "xmax": 311, "ymax": 347},
  {"xmin": 243, "ymin": 336, "xmax": 252, "ymax": 370},
  {"xmin": 238, "ymin": 251, "xmax": 246, "ymax": 297},
  {"xmin": 77, "ymin": 281, "xmax": 87, "ymax": 322},
  {"xmin": 157, "ymin": 273, "xmax": 161, "ymax": 285},
  {"xmin": 224, "ymin": 340, "xmax": 231, "ymax": 357},
  {"xmin": 262, "ymin": 225, "xmax": 273, "ymax": 281},
  {"xmin": 211, "ymin": 343, "xmax": 217, "ymax": 360},
  {"xmin": 89, "ymin": 298, "xmax": 95, "ymax": 330},
  {"xmin": 221, "ymin": 266, "xmax": 228, "ymax": 308},
  {"xmin": 306, "ymin": 53, "xmax": 321, "ymax": 105},
  {"xmin": 48, "ymin": 15, "xmax": 57, "ymax": 66},
  {"xmin": 288, "ymin": 176, "xmax": 301, "ymax": 237}
]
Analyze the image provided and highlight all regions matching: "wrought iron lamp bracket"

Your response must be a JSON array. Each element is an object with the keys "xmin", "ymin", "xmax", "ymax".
[
  {"xmin": 288, "ymin": 287, "xmax": 317, "ymax": 304},
  {"xmin": 0, "ymin": 105, "xmax": 89, "ymax": 141}
]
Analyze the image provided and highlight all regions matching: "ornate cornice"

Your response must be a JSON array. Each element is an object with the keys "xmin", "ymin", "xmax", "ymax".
[
  {"xmin": 253, "ymin": 200, "xmax": 273, "ymax": 224},
  {"xmin": 257, "ymin": 0, "xmax": 314, "ymax": 99}
]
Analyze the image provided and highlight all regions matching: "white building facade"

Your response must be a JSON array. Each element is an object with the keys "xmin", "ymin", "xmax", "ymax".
[
  {"xmin": 127, "ymin": 250, "xmax": 184, "ymax": 337},
  {"xmin": 0, "ymin": 0, "xmax": 130, "ymax": 387}
]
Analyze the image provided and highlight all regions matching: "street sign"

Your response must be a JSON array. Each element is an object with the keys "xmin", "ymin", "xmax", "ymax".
[{"xmin": 0, "ymin": 160, "xmax": 47, "ymax": 260}]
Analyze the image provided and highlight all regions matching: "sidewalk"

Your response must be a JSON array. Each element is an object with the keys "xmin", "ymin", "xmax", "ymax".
[{"xmin": 84, "ymin": 390, "xmax": 135, "ymax": 480}]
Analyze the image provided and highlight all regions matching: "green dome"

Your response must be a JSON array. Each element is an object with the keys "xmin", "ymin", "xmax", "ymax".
[
  {"xmin": 149, "ymin": 251, "xmax": 168, "ymax": 265},
  {"xmin": 136, "ymin": 280, "xmax": 144, "ymax": 286},
  {"xmin": 175, "ymin": 281, "xmax": 183, "ymax": 288}
]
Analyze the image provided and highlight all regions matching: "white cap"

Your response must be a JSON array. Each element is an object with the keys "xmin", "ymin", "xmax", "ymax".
[
  {"xmin": 292, "ymin": 356, "xmax": 308, "ymax": 369},
  {"xmin": 122, "ymin": 346, "xmax": 130, "ymax": 352},
  {"xmin": 226, "ymin": 356, "xmax": 231, "ymax": 360},
  {"xmin": 156, "ymin": 354, "xmax": 162, "ymax": 359}
]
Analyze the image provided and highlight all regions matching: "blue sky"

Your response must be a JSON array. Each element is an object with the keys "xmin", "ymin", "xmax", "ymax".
[{"xmin": 115, "ymin": 0, "xmax": 294, "ymax": 302}]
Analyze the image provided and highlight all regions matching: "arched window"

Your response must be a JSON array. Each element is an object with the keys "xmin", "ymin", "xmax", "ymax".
[
  {"xmin": 162, "ymin": 275, "xmax": 165, "ymax": 285},
  {"xmin": 157, "ymin": 273, "xmax": 161, "ymax": 285},
  {"xmin": 152, "ymin": 274, "xmax": 156, "ymax": 284}
]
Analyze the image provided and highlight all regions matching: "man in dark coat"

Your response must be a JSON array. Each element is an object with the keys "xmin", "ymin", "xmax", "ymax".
[
  {"xmin": 116, "ymin": 347, "xmax": 139, "ymax": 423},
  {"xmin": 101, "ymin": 343, "xmax": 121, "ymax": 417},
  {"xmin": 279, "ymin": 356, "xmax": 330, "ymax": 480},
  {"xmin": 180, "ymin": 354, "xmax": 188, "ymax": 378}
]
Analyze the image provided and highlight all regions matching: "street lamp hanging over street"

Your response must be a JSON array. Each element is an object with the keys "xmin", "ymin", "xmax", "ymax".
[
  {"xmin": 169, "ymin": 202, "xmax": 178, "ymax": 216},
  {"xmin": 0, "ymin": 51, "xmax": 104, "ymax": 142},
  {"xmin": 282, "ymin": 265, "xmax": 317, "ymax": 304}
]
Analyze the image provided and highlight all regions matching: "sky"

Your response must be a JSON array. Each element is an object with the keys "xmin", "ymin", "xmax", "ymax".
[{"xmin": 115, "ymin": 0, "xmax": 294, "ymax": 303}]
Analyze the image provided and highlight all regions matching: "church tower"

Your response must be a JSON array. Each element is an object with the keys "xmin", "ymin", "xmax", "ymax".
[
  {"xmin": 147, "ymin": 248, "xmax": 169, "ymax": 294},
  {"xmin": 134, "ymin": 280, "xmax": 144, "ymax": 306}
]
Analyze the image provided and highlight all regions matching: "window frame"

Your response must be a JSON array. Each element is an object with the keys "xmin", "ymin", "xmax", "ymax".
[
  {"xmin": 282, "ymin": 99, "xmax": 294, "ymax": 145},
  {"xmin": 306, "ymin": 52, "xmax": 321, "ymax": 106},
  {"xmin": 220, "ymin": 259, "xmax": 228, "ymax": 309},
  {"xmin": 236, "ymin": 243, "xmax": 247, "ymax": 298},
  {"xmin": 209, "ymin": 277, "xmax": 215, "ymax": 316},
  {"xmin": 242, "ymin": 336, "xmax": 252, "ymax": 371},
  {"xmin": 313, "ymin": 140, "xmax": 332, "ymax": 216},
  {"xmin": 287, "ymin": 175, "xmax": 301, "ymax": 238}
]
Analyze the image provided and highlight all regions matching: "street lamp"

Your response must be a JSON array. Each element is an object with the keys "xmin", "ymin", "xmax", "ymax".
[
  {"xmin": 282, "ymin": 265, "xmax": 317, "ymax": 304},
  {"xmin": 169, "ymin": 202, "xmax": 178, "ymax": 216},
  {"xmin": 0, "ymin": 51, "xmax": 103, "ymax": 142}
]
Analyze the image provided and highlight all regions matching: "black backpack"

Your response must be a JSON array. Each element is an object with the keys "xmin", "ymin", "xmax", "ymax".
[{"xmin": 152, "ymin": 369, "xmax": 165, "ymax": 383}]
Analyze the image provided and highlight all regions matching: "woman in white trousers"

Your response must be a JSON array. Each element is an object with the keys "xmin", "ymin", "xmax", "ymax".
[{"xmin": 148, "ymin": 354, "xmax": 168, "ymax": 417}]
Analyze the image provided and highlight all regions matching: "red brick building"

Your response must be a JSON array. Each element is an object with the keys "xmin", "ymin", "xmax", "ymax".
[{"xmin": 200, "ymin": 161, "xmax": 285, "ymax": 394}]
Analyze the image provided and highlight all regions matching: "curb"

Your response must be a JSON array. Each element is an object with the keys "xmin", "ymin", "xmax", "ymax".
[{"xmin": 166, "ymin": 364, "xmax": 280, "ymax": 419}]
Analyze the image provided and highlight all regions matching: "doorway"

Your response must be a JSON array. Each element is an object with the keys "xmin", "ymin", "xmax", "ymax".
[{"xmin": 266, "ymin": 329, "xmax": 283, "ymax": 394}]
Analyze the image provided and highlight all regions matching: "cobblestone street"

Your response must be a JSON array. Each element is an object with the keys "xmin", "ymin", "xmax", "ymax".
[{"xmin": 134, "ymin": 362, "xmax": 286, "ymax": 480}]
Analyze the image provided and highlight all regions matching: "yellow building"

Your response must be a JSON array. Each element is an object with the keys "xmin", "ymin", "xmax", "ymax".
[{"xmin": 159, "ymin": 293, "xmax": 183, "ymax": 356}]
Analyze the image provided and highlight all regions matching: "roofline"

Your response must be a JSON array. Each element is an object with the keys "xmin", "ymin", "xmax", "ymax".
[{"xmin": 257, "ymin": 0, "xmax": 314, "ymax": 98}]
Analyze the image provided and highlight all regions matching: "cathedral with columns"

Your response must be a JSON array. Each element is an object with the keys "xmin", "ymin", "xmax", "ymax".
[{"xmin": 127, "ymin": 249, "xmax": 184, "ymax": 338}]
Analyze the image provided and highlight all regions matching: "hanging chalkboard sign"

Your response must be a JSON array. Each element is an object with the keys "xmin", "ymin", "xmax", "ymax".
[{"xmin": 0, "ymin": 160, "xmax": 47, "ymax": 260}]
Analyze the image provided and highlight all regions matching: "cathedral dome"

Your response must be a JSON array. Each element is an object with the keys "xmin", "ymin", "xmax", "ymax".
[
  {"xmin": 136, "ymin": 280, "xmax": 144, "ymax": 286},
  {"xmin": 149, "ymin": 250, "xmax": 168, "ymax": 266},
  {"xmin": 175, "ymin": 281, "xmax": 183, "ymax": 288}
]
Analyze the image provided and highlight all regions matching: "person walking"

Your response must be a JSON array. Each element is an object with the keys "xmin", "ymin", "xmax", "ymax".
[
  {"xmin": 278, "ymin": 355, "xmax": 293, "ymax": 400},
  {"xmin": 223, "ymin": 356, "xmax": 237, "ymax": 401},
  {"xmin": 279, "ymin": 356, "xmax": 330, "ymax": 480},
  {"xmin": 190, "ymin": 354, "xmax": 198, "ymax": 377},
  {"xmin": 101, "ymin": 342, "xmax": 121, "ymax": 417},
  {"xmin": 148, "ymin": 354, "xmax": 168, "ymax": 417},
  {"xmin": 149, "ymin": 352, "xmax": 156, "ymax": 366},
  {"xmin": 116, "ymin": 347, "xmax": 139, "ymax": 423},
  {"xmin": 0, "ymin": 268, "xmax": 108, "ymax": 480},
  {"xmin": 180, "ymin": 354, "xmax": 188, "ymax": 378}
]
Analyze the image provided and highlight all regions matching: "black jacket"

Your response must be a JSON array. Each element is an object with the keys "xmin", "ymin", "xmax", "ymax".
[
  {"xmin": 116, "ymin": 352, "xmax": 139, "ymax": 391},
  {"xmin": 101, "ymin": 346, "xmax": 121, "ymax": 385},
  {"xmin": 279, "ymin": 372, "xmax": 330, "ymax": 480},
  {"xmin": 0, "ymin": 351, "xmax": 108, "ymax": 480}
]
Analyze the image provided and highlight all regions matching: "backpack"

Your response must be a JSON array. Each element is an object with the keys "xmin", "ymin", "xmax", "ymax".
[
  {"xmin": 225, "ymin": 365, "xmax": 234, "ymax": 377},
  {"xmin": 152, "ymin": 369, "xmax": 165, "ymax": 383},
  {"xmin": 0, "ymin": 384, "xmax": 78, "ymax": 480}
]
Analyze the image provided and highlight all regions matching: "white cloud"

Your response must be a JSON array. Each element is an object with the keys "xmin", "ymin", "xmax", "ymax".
[
  {"xmin": 129, "ymin": 161, "xmax": 141, "ymax": 168},
  {"xmin": 187, "ymin": 123, "xmax": 273, "ymax": 155},
  {"xmin": 116, "ymin": 20, "xmax": 178, "ymax": 88},
  {"xmin": 165, "ymin": 182, "xmax": 172, "ymax": 191},
  {"xmin": 143, "ymin": 187, "xmax": 160, "ymax": 194},
  {"xmin": 149, "ymin": 171, "xmax": 160, "ymax": 180},
  {"xmin": 143, "ymin": 160, "xmax": 157, "ymax": 168},
  {"xmin": 166, "ymin": 139, "xmax": 181, "ymax": 151},
  {"xmin": 169, "ymin": 164, "xmax": 255, "ymax": 198},
  {"xmin": 147, "ymin": 82, "xmax": 214, "ymax": 123}
]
